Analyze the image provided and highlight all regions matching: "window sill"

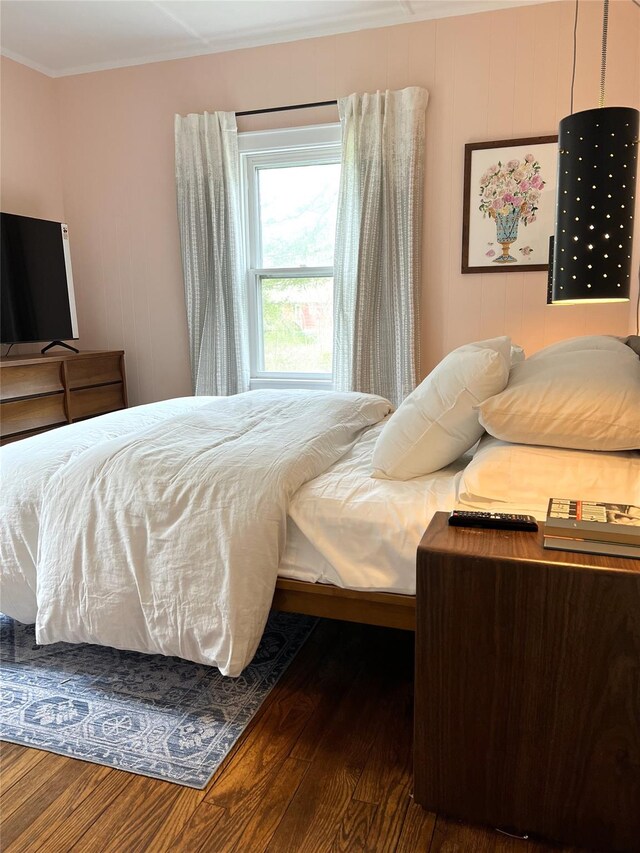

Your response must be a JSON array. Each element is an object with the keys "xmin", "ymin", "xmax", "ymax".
[{"xmin": 249, "ymin": 377, "xmax": 334, "ymax": 391}]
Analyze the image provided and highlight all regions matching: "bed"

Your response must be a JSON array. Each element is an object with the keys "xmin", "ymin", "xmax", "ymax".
[
  {"xmin": 0, "ymin": 392, "xmax": 464, "ymax": 668},
  {"xmin": 2, "ymin": 334, "xmax": 638, "ymax": 676}
]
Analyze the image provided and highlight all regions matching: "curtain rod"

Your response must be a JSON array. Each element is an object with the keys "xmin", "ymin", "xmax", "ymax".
[{"xmin": 236, "ymin": 99, "xmax": 338, "ymax": 118}]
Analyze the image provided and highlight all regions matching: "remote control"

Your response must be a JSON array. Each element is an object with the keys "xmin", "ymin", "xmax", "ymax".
[{"xmin": 448, "ymin": 510, "xmax": 538, "ymax": 532}]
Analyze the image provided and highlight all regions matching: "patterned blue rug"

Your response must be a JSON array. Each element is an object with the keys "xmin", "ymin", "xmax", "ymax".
[{"xmin": 0, "ymin": 611, "xmax": 316, "ymax": 788}]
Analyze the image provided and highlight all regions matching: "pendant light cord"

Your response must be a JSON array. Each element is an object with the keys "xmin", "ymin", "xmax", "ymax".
[
  {"xmin": 570, "ymin": 0, "xmax": 579, "ymax": 113},
  {"xmin": 629, "ymin": 0, "xmax": 639, "ymax": 333},
  {"xmin": 571, "ymin": 0, "xmax": 638, "ymax": 113},
  {"xmin": 598, "ymin": 0, "xmax": 610, "ymax": 108}
]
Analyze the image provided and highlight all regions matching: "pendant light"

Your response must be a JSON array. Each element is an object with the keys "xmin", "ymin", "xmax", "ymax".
[{"xmin": 549, "ymin": 0, "xmax": 639, "ymax": 305}]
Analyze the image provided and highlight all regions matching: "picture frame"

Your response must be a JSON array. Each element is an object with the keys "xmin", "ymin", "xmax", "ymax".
[{"xmin": 462, "ymin": 135, "xmax": 558, "ymax": 274}]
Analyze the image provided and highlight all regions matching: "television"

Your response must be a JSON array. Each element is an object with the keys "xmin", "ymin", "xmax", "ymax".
[{"xmin": 1, "ymin": 212, "xmax": 79, "ymax": 349}]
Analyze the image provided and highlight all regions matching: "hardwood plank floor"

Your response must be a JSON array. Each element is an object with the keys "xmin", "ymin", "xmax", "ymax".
[{"xmin": 1, "ymin": 620, "xmax": 592, "ymax": 852}]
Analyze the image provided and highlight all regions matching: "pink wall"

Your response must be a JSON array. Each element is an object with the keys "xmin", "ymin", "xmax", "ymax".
[
  {"xmin": 3, "ymin": 2, "xmax": 639, "ymax": 403},
  {"xmin": 0, "ymin": 57, "xmax": 64, "ymax": 221}
]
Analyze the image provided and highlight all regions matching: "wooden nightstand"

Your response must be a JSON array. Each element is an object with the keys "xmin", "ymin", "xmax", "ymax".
[{"xmin": 414, "ymin": 512, "xmax": 640, "ymax": 853}]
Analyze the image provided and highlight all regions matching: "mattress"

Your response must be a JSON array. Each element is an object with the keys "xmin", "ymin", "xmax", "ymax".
[{"xmin": 279, "ymin": 421, "xmax": 468, "ymax": 595}]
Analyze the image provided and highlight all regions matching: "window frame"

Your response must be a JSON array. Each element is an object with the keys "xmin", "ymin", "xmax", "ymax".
[{"xmin": 239, "ymin": 123, "xmax": 341, "ymax": 390}]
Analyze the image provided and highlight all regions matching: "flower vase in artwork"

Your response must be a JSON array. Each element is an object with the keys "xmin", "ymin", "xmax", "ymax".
[
  {"xmin": 478, "ymin": 154, "xmax": 546, "ymax": 268},
  {"xmin": 492, "ymin": 207, "xmax": 520, "ymax": 263}
]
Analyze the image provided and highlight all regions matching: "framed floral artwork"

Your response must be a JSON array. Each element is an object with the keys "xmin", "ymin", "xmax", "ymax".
[{"xmin": 462, "ymin": 135, "xmax": 558, "ymax": 273}]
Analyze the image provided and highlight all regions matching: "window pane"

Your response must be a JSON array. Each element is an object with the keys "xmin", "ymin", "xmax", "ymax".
[
  {"xmin": 260, "ymin": 277, "xmax": 333, "ymax": 374},
  {"xmin": 258, "ymin": 164, "xmax": 340, "ymax": 267}
]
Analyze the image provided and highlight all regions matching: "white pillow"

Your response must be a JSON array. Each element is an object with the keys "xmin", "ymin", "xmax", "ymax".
[
  {"xmin": 478, "ymin": 347, "xmax": 640, "ymax": 451},
  {"xmin": 529, "ymin": 334, "xmax": 627, "ymax": 360},
  {"xmin": 372, "ymin": 336, "xmax": 511, "ymax": 480},
  {"xmin": 459, "ymin": 435, "xmax": 640, "ymax": 518}
]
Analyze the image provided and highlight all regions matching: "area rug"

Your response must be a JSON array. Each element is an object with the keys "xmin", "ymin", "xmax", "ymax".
[{"xmin": 0, "ymin": 611, "xmax": 316, "ymax": 788}]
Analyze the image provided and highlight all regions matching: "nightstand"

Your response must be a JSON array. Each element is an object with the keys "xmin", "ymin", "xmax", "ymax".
[{"xmin": 414, "ymin": 512, "xmax": 640, "ymax": 852}]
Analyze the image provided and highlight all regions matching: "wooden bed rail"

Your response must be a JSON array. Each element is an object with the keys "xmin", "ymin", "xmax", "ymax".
[{"xmin": 272, "ymin": 578, "xmax": 416, "ymax": 631}]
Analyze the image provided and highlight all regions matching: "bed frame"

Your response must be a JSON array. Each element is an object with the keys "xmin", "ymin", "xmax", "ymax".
[{"xmin": 272, "ymin": 578, "xmax": 416, "ymax": 631}]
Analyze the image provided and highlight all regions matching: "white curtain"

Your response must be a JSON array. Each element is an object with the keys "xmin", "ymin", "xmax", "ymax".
[
  {"xmin": 175, "ymin": 112, "xmax": 249, "ymax": 396},
  {"xmin": 333, "ymin": 87, "xmax": 429, "ymax": 406}
]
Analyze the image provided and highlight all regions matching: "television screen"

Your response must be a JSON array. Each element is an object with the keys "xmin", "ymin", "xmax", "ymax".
[{"xmin": 1, "ymin": 212, "xmax": 79, "ymax": 344}]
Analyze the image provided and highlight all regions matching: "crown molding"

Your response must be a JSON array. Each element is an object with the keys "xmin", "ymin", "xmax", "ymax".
[{"xmin": 0, "ymin": 47, "xmax": 56, "ymax": 77}]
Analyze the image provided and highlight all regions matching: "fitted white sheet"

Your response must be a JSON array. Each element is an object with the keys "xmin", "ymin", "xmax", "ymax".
[{"xmin": 279, "ymin": 420, "xmax": 468, "ymax": 595}]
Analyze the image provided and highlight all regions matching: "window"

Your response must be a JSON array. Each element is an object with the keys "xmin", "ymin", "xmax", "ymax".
[{"xmin": 239, "ymin": 125, "xmax": 341, "ymax": 389}]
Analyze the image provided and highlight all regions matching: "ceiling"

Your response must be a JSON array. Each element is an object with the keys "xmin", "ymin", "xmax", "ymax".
[{"xmin": 0, "ymin": 0, "xmax": 557, "ymax": 78}]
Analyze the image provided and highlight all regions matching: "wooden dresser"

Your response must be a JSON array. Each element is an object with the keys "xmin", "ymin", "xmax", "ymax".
[{"xmin": 0, "ymin": 350, "xmax": 127, "ymax": 444}]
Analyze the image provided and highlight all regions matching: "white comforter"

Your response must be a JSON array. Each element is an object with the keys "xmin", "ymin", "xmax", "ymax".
[{"xmin": 0, "ymin": 391, "xmax": 390, "ymax": 675}]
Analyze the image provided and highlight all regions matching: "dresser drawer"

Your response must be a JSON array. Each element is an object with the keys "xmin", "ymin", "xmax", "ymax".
[
  {"xmin": 69, "ymin": 383, "xmax": 125, "ymax": 420},
  {"xmin": 66, "ymin": 354, "xmax": 123, "ymax": 390},
  {"xmin": 0, "ymin": 362, "xmax": 64, "ymax": 402},
  {"xmin": 1, "ymin": 393, "xmax": 67, "ymax": 435}
]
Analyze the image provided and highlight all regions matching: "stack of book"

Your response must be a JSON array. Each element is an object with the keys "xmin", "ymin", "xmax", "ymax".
[{"xmin": 544, "ymin": 499, "xmax": 640, "ymax": 559}]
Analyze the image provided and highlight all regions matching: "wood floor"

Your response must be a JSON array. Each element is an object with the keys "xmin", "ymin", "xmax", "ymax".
[{"xmin": 1, "ymin": 619, "xmax": 589, "ymax": 853}]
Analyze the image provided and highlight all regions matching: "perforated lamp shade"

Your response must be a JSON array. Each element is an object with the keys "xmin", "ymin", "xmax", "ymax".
[{"xmin": 550, "ymin": 106, "xmax": 639, "ymax": 305}]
